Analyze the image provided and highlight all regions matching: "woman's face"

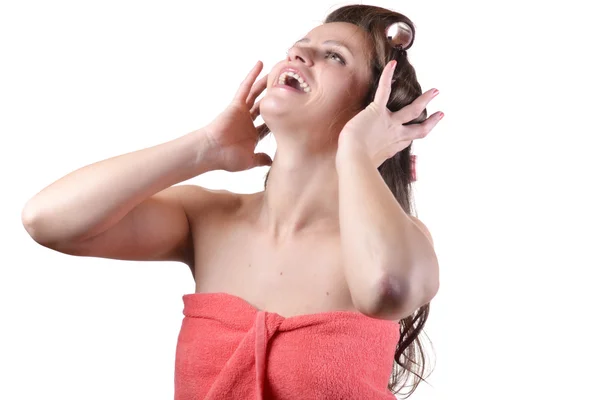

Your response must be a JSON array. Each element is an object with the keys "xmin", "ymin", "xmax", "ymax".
[{"xmin": 260, "ymin": 22, "xmax": 373, "ymax": 142}]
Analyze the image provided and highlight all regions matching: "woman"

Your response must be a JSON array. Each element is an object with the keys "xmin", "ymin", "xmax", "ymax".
[{"xmin": 21, "ymin": 4, "xmax": 443, "ymax": 399}]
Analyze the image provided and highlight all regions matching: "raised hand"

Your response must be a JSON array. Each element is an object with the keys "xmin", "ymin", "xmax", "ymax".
[
  {"xmin": 338, "ymin": 60, "xmax": 444, "ymax": 168},
  {"xmin": 204, "ymin": 61, "xmax": 272, "ymax": 172}
]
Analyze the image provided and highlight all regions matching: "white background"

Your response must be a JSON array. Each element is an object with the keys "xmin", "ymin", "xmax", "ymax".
[{"xmin": 2, "ymin": 0, "xmax": 599, "ymax": 399}]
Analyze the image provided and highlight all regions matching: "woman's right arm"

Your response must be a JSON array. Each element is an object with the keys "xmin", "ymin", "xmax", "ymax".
[
  {"xmin": 21, "ymin": 128, "xmax": 220, "ymax": 265},
  {"xmin": 21, "ymin": 60, "xmax": 269, "ymax": 265}
]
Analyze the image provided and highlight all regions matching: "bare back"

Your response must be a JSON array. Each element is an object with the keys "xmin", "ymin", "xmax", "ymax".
[{"xmin": 186, "ymin": 190, "xmax": 357, "ymax": 318}]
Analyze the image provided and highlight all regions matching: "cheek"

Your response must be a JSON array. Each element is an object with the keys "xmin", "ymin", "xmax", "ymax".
[
  {"xmin": 332, "ymin": 74, "xmax": 369, "ymax": 111},
  {"xmin": 320, "ymin": 73, "xmax": 358, "ymax": 101}
]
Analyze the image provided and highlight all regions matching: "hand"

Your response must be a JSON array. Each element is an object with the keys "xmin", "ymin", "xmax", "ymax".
[
  {"xmin": 204, "ymin": 61, "xmax": 272, "ymax": 172},
  {"xmin": 337, "ymin": 60, "xmax": 444, "ymax": 168}
]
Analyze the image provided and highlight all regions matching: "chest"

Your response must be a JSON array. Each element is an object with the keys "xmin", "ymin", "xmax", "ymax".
[{"xmin": 190, "ymin": 217, "xmax": 356, "ymax": 318}]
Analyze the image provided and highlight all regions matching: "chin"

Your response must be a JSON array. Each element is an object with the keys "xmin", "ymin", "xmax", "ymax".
[{"xmin": 259, "ymin": 95, "xmax": 303, "ymax": 123}]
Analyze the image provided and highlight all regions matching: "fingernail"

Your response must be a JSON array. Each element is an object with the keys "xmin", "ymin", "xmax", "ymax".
[
  {"xmin": 432, "ymin": 89, "xmax": 439, "ymax": 96},
  {"xmin": 439, "ymin": 112, "xmax": 444, "ymax": 119}
]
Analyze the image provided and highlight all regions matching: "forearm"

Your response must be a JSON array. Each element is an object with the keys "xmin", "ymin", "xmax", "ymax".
[
  {"xmin": 22, "ymin": 128, "xmax": 217, "ymax": 244},
  {"xmin": 336, "ymin": 140, "xmax": 435, "ymax": 314}
]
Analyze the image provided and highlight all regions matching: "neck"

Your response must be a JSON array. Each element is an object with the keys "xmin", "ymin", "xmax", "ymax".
[{"xmin": 256, "ymin": 145, "xmax": 340, "ymax": 242}]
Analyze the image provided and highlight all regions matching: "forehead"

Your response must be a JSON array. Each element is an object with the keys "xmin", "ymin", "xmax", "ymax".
[{"xmin": 303, "ymin": 22, "xmax": 371, "ymax": 55}]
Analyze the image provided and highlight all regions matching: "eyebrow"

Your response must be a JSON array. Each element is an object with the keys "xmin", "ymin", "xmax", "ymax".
[{"xmin": 294, "ymin": 38, "xmax": 354, "ymax": 57}]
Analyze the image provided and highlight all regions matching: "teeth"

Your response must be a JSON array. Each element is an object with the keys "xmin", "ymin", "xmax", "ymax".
[{"xmin": 277, "ymin": 70, "xmax": 311, "ymax": 93}]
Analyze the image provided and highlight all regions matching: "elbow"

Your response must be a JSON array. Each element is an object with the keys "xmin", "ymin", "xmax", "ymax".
[
  {"xmin": 363, "ymin": 270, "xmax": 439, "ymax": 321},
  {"xmin": 21, "ymin": 201, "xmax": 58, "ymax": 246},
  {"xmin": 21, "ymin": 202, "xmax": 42, "ymax": 241},
  {"xmin": 353, "ymin": 275, "xmax": 411, "ymax": 320}
]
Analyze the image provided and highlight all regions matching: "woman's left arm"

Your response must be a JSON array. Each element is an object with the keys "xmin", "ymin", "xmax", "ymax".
[
  {"xmin": 335, "ymin": 143, "xmax": 439, "ymax": 321},
  {"xmin": 335, "ymin": 60, "xmax": 442, "ymax": 320}
]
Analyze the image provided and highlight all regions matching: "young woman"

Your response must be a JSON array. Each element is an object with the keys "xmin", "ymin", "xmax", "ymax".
[{"xmin": 22, "ymin": 4, "xmax": 443, "ymax": 399}]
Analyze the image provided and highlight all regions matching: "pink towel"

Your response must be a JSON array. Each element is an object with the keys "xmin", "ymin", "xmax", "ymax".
[{"xmin": 174, "ymin": 292, "xmax": 400, "ymax": 399}]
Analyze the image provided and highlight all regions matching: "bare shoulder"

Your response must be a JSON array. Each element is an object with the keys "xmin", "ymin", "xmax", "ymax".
[
  {"xmin": 174, "ymin": 184, "xmax": 243, "ymax": 215},
  {"xmin": 177, "ymin": 185, "xmax": 240, "ymax": 209}
]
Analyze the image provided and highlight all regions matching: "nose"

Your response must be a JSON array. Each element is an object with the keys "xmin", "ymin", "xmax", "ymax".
[{"xmin": 286, "ymin": 46, "xmax": 314, "ymax": 67}]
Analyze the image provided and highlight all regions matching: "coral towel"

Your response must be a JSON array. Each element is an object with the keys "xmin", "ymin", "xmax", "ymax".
[{"xmin": 174, "ymin": 292, "xmax": 399, "ymax": 399}]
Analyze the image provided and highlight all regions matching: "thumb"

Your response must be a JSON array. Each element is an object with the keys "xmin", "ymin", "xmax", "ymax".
[{"xmin": 252, "ymin": 152, "xmax": 273, "ymax": 167}]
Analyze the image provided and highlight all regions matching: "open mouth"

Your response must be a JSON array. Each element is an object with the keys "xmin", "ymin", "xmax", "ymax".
[
  {"xmin": 284, "ymin": 75, "xmax": 303, "ymax": 91},
  {"xmin": 277, "ymin": 70, "xmax": 311, "ymax": 93}
]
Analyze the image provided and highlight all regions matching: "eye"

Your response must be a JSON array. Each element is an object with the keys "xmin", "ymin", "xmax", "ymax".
[{"xmin": 325, "ymin": 51, "xmax": 346, "ymax": 65}]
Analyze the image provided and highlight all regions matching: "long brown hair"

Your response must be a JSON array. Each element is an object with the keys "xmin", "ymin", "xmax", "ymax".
[{"xmin": 259, "ymin": 4, "xmax": 434, "ymax": 398}]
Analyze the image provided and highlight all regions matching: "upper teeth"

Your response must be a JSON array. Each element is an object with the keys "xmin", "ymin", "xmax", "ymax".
[{"xmin": 278, "ymin": 71, "xmax": 311, "ymax": 92}]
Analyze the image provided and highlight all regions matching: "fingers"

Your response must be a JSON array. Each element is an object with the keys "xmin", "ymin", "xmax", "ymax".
[
  {"xmin": 256, "ymin": 123, "xmax": 270, "ymax": 140},
  {"xmin": 250, "ymin": 99, "xmax": 262, "ymax": 120},
  {"xmin": 373, "ymin": 60, "xmax": 397, "ymax": 108},
  {"xmin": 252, "ymin": 152, "xmax": 273, "ymax": 168},
  {"xmin": 246, "ymin": 74, "xmax": 268, "ymax": 108},
  {"xmin": 394, "ymin": 88, "xmax": 439, "ymax": 123},
  {"xmin": 404, "ymin": 111, "xmax": 444, "ymax": 139},
  {"xmin": 233, "ymin": 61, "xmax": 263, "ymax": 104}
]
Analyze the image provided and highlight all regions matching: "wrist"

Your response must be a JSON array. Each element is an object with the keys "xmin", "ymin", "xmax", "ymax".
[
  {"xmin": 336, "ymin": 133, "xmax": 371, "ymax": 166},
  {"xmin": 183, "ymin": 128, "xmax": 223, "ymax": 173}
]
